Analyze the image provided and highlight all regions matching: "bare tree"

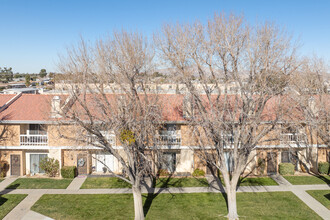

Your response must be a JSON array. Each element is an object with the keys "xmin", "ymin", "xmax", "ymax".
[
  {"xmin": 156, "ymin": 14, "xmax": 299, "ymax": 219},
  {"xmin": 57, "ymin": 31, "xmax": 162, "ymax": 220},
  {"xmin": 286, "ymin": 57, "xmax": 329, "ymax": 172}
]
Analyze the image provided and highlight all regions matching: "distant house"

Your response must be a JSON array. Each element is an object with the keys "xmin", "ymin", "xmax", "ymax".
[{"xmin": 2, "ymin": 88, "xmax": 39, "ymax": 94}]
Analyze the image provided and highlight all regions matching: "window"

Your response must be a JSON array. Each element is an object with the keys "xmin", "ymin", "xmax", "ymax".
[
  {"xmin": 88, "ymin": 130, "xmax": 116, "ymax": 146},
  {"xmin": 157, "ymin": 125, "xmax": 181, "ymax": 146},
  {"xmin": 29, "ymin": 124, "xmax": 47, "ymax": 135},
  {"xmin": 161, "ymin": 152, "xmax": 176, "ymax": 173},
  {"xmin": 224, "ymin": 151, "xmax": 234, "ymax": 172},
  {"xmin": 30, "ymin": 154, "xmax": 47, "ymax": 174}
]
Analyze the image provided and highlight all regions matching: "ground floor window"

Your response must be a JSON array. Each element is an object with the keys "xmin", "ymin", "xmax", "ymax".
[
  {"xmin": 161, "ymin": 152, "xmax": 176, "ymax": 173},
  {"xmin": 30, "ymin": 154, "xmax": 47, "ymax": 174},
  {"xmin": 281, "ymin": 150, "xmax": 299, "ymax": 171},
  {"xmin": 224, "ymin": 152, "xmax": 234, "ymax": 172}
]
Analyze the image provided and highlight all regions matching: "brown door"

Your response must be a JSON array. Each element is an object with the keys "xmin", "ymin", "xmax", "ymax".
[
  {"xmin": 267, "ymin": 152, "xmax": 277, "ymax": 174},
  {"xmin": 77, "ymin": 154, "xmax": 87, "ymax": 175},
  {"xmin": 10, "ymin": 155, "xmax": 21, "ymax": 176}
]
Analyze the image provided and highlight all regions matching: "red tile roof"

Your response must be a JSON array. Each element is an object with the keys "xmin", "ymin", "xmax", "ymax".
[
  {"xmin": 0, "ymin": 93, "xmax": 328, "ymax": 123},
  {"xmin": 0, "ymin": 94, "xmax": 53, "ymax": 121}
]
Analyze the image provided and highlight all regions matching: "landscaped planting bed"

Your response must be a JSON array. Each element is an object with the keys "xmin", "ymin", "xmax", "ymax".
[
  {"xmin": 0, "ymin": 194, "xmax": 27, "ymax": 219},
  {"xmin": 307, "ymin": 190, "xmax": 330, "ymax": 210},
  {"xmin": 5, "ymin": 178, "xmax": 73, "ymax": 189},
  {"xmin": 32, "ymin": 192, "xmax": 320, "ymax": 219},
  {"xmin": 283, "ymin": 175, "xmax": 330, "ymax": 185}
]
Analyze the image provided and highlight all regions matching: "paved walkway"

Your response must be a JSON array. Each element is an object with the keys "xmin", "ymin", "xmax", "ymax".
[
  {"xmin": 0, "ymin": 175, "xmax": 329, "ymax": 220},
  {"xmin": 21, "ymin": 211, "xmax": 53, "ymax": 220},
  {"xmin": 66, "ymin": 175, "xmax": 87, "ymax": 190},
  {"xmin": 0, "ymin": 177, "xmax": 17, "ymax": 191}
]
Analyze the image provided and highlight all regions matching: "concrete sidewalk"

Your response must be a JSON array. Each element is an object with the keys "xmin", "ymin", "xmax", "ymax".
[
  {"xmin": 66, "ymin": 175, "xmax": 87, "ymax": 190},
  {"xmin": 3, "ymin": 192, "xmax": 44, "ymax": 220},
  {"xmin": 0, "ymin": 177, "xmax": 18, "ymax": 191},
  {"xmin": 292, "ymin": 188, "xmax": 330, "ymax": 220},
  {"xmin": 21, "ymin": 211, "xmax": 53, "ymax": 220}
]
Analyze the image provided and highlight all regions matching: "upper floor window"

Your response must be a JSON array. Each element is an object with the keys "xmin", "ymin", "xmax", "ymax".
[
  {"xmin": 28, "ymin": 124, "xmax": 47, "ymax": 135},
  {"xmin": 157, "ymin": 124, "xmax": 181, "ymax": 146},
  {"xmin": 88, "ymin": 130, "xmax": 116, "ymax": 146}
]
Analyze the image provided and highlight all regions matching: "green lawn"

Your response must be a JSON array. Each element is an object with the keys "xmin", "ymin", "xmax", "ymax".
[
  {"xmin": 32, "ymin": 192, "xmax": 320, "ymax": 220},
  {"xmin": 6, "ymin": 178, "xmax": 73, "ymax": 189},
  {"xmin": 238, "ymin": 177, "xmax": 278, "ymax": 186},
  {"xmin": 0, "ymin": 178, "xmax": 3, "ymax": 183},
  {"xmin": 155, "ymin": 177, "xmax": 209, "ymax": 188},
  {"xmin": 80, "ymin": 177, "xmax": 131, "ymax": 189},
  {"xmin": 283, "ymin": 175, "xmax": 330, "ymax": 185},
  {"xmin": 307, "ymin": 190, "xmax": 330, "ymax": 209},
  {"xmin": 219, "ymin": 177, "xmax": 278, "ymax": 186},
  {"xmin": 0, "ymin": 194, "xmax": 27, "ymax": 219}
]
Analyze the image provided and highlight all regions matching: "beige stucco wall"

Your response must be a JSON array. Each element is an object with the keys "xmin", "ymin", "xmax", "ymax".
[
  {"xmin": 318, "ymin": 148, "xmax": 329, "ymax": 163},
  {"xmin": 0, "ymin": 150, "xmax": 25, "ymax": 176},
  {"xmin": 0, "ymin": 125, "xmax": 20, "ymax": 146},
  {"xmin": 48, "ymin": 124, "xmax": 81, "ymax": 147},
  {"xmin": 176, "ymin": 149, "xmax": 194, "ymax": 173}
]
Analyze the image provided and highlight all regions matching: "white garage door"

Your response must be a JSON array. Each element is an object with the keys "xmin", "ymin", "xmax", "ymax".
[{"xmin": 96, "ymin": 153, "xmax": 114, "ymax": 173}]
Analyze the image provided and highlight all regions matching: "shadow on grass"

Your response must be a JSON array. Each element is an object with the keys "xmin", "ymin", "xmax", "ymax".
[
  {"xmin": 308, "ymin": 172, "xmax": 330, "ymax": 185},
  {"xmin": 143, "ymin": 175, "xmax": 174, "ymax": 217},
  {"xmin": 5, "ymin": 183, "xmax": 20, "ymax": 189},
  {"xmin": 0, "ymin": 183, "xmax": 20, "ymax": 207},
  {"xmin": 207, "ymin": 167, "xmax": 228, "ymax": 210},
  {"xmin": 324, "ymin": 193, "xmax": 330, "ymax": 201},
  {"xmin": 0, "ymin": 196, "xmax": 8, "ymax": 207}
]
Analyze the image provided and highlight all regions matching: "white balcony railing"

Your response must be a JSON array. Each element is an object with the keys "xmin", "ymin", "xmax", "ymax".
[
  {"xmin": 280, "ymin": 133, "xmax": 306, "ymax": 145},
  {"xmin": 20, "ymin": 134, "xmax": 48, "ymax": 146},
  {"xmin": 155, "ymin": 134, "xmax": 181, "ymax": 146}
]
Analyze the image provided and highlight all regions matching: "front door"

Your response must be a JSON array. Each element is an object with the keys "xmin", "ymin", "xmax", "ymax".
[
  {"xmin": 267, "ymin": 152, "xmax": 277, "ymax": 174},
  {"xmin": 96, "ymin": 153, "xmax": 114, "ymax": 173},
  {"xmin": 77, "ymin": 154, "xmax": 88, "ymax": 175},
  {"xmin": 10, "ymin": 155, "xmax": 20, "ymax": 176}
]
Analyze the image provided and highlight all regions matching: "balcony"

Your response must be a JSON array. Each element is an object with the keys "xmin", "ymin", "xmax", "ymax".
[
  {"xmin": 20, "ymin": 130, "xmax": 48, "ymax": 146},
  {"xmin": 280, "ymin": 133, "xmax": 306, "ymax": 145},
  {"xmin": 155, "ymin": 134, "xmax": 181, "ymax": 146}
]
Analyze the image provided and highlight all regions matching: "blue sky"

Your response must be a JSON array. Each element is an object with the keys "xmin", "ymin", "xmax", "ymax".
[{"xmin": 1, "ymin": 0, "xmax": 329, "ymax": 73}]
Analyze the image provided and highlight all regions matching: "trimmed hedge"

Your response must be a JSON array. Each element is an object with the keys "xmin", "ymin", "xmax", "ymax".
[
  {"xmin": 279, "ymin": 163, "xmax": 295, "ymax": 175},
  {"xmin": 318, "ymin": 162, "xmax": 330, "ymax": 174},
  {"xmin": 192, "ymin": 168, "xmax": 205, "ymax": 177},
  {"xmin": 61, "ymin": 166, "xmax": 77, "ymax": 178}
]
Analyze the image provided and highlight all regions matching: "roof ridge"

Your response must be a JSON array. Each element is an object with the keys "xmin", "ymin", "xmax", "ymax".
[{"xmin": 0, "ymin": 92, "xmax": 22, "ymax": 113}]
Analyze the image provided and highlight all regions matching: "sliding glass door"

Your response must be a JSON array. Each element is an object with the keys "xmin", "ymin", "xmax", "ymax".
[{"xmin": 30, "ymin": 154, "xmax": 47, "ymax": 174}]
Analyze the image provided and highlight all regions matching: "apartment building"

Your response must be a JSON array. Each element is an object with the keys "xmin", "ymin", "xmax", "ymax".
[{"xmin": 0, "ymin": 93, "xmax": 328, "ymax": 177}]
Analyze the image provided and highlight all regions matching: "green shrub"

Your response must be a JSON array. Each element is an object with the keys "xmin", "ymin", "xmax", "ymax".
[
  {"xmin": 40, "ymin": 157, "xmax": 59, "ymax": 177},
  {"xmin": 279, "ymin": 163, "xmax": 295, "ymax": 175},
  {"xmin": 318, "ymin": 162, "xmax": 330, "ymax": 174},
  {"xmin": 61, "ymin": 166, "xmax": 77, "ymax": 178},
  {"xmin": 158, "ymin": 169, "xmax": 169, "ymax": 176},
  {"xmin": 257, "ymin": 158, "xmax": 266, "ymax": 175},
  {"xmin": 192, "ymin": 168, "xmax": 205, "ymax": 177},
  {"xmin": 0, "ymin": 161, "xmax": 9, "ymax": 178}
]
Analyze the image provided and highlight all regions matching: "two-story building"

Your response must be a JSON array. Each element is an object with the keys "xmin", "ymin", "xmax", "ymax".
[{"xmin": 0, "ymin": 93, "xmax": 328, "ymax": 177}]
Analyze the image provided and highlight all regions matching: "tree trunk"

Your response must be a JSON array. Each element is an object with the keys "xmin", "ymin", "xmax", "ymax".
[
  {"xmin": 226, "ymin": 183, "xmax": 239, "ymax": 220},
  {"xmin": 132, "ymin": 185, "xmax": 145, "ymax": 220}
]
